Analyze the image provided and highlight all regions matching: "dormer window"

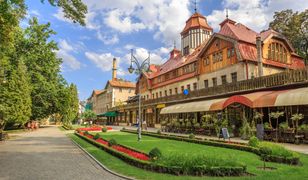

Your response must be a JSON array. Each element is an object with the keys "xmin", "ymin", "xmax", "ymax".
[{"xmin": 183, "ymin": 46, "xmax": 189, "ymax": 56}]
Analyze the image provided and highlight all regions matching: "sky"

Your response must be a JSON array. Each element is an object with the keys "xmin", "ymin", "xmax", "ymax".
[{"xmin": 24, "ymin": 0, "xmax": 307, "ymax": 100}]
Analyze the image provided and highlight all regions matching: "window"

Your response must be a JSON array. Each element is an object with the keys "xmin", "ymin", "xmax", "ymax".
[
  {"xmin": 181, "ymin": 86, "xmax": 184, "ymax": 93},
  {"xmin": 193, "ymin": 83, "xmax": 197, "ymax": 90},
  {"xmin": 147, "ymin": 95, "xmax": 149, "ymax": 99},
  {"xmin": 212, "ymin": 78, "xmax": 217, "ymax": 87},
  {"xmin": 268, "ymin": 42, "xmax": 287, "ymax": 63},
  {"xmin": 165, "ymin": 73, "xmax": 170, "ymax": 80},
  {"xmin": 213, "ymin": 51, "xmax": 222, "ymax": 63},
  {"xmin": 172, "ymin": 70, "xmax": 177, "ymax": 77},
  {"xmin": 159, "ymin": 91, "xmax": 162, "ymax": 97},
  {"xmin": 119, "ymin": 88, "xmax": 122, "ymax": 92},
  {"xmin": 156, "ymin": 92, "xmax": 158, "ymax": 98},
  {"xmin": 164, "ymin": 90, "xmax": 167, "ymax": 96},
  {"xmin": 187, "ymin": 84, "xmax": 191, "ymax": 91},
  {"xmin": 183, "ymin": 46, "xmax": 189, "ymax": 55},
  {"xmin": 128, "ymin": 89, "xmax": 131, "ymax": 93},
  {"xmin": 169, "ymin": 89, "xmax": 172, "ymax": 95},
  {"xmin": 175, "ymin": 87, "xmax": 178, "ymax": 94},
  {"xmin": 204, "ymin": 80, "xmax": 209, "ymax": 88},
  {"xmin": 158, "ymin": 76, "xmax": 161, "ymax": 83},
  {"xmin": 203, "ymin": 56, "xmax": 210, "ymax": 66},
  {"xmin": 152, "ymin": 93, "xmax": 154, "ymax": 99},
  {"xmin": 231, "ymin": 72, "xmax": 237, "ymax": 83},
  {"xmin": 221, "ymin": 75, "xmax": 227, "ymax": 85},
  {"xmin": 227, "ymin": 48, "xmax": 235, "ymax": 58}
]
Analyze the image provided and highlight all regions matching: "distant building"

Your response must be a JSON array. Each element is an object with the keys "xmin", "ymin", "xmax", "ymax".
[{"xmin": 86, "ymin": 58, "xmax": 136, "ymax": 119}]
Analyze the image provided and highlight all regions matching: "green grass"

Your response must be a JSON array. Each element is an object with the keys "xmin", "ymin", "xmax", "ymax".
[
  {"xmin": 70, "ymin": 132, "xmax": 308, "ymax": 180},
  {"xmin": 4, "ymin": 128, "xmax": 28, "ymax": 134}
]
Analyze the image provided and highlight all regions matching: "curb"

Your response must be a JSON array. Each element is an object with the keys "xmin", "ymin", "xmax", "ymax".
[{"xmin": 70, "ymin": 138, "xmax": 135, "ymax": 180}]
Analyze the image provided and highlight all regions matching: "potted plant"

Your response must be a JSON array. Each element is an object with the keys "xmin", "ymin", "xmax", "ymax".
[
  {"xmin": 269, "ymin": 111, "xmax": 284, "ymax": 142},
  {"xmin": 240, "ymin": 116, "xmax": 252, "ymax": 140}
]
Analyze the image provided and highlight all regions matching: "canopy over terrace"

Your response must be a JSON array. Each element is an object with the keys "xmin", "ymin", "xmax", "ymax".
[{"xmin": 160, "ymin": 87, "xmax": 308, "ymax": 114}]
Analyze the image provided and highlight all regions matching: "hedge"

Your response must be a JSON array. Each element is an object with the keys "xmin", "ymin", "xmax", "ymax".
[
  {"xmin": 121, "ymin": 129, "xmax": 300, "ymax": 165},
  {"xmin": 74, "ymin": 132, "xmax": 247, "ymax": 176}
]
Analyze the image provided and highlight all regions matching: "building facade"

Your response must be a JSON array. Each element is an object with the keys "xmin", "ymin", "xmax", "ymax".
[{"xmin": 109, "ymin": 10, "xmax": 306, "ymax": 129}]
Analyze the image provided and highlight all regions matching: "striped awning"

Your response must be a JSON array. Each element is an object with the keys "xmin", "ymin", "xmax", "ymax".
[
  {"xmin": 160, "ymin": 87, "xmax": 308, "ymax": 114},
  {"xmin": 160, "ymin": 98, "xmax": 227, "ymax": 114}
]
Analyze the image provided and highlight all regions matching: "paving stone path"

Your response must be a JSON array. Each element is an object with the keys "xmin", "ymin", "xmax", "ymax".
[{"xmin": 0, "ymin": 126, "xmax": 124, "ymax": 180}]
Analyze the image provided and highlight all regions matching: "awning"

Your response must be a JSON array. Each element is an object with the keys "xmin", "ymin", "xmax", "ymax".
[
  {"xmin": 274, "ymin": 87, "xmax": 308, "ymax": 106},
  {"xmin": 99, "ymin": 111, "xmax": 118, "ymax": 117},
  {"xmin": 160, "ymin": 98, "xmax": 227, "ymax": 114}
]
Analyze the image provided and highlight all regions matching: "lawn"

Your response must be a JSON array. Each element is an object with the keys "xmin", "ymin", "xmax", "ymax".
[{"xmin": 70, "ymin": 131, "xmax": 308, "ymax": 180}]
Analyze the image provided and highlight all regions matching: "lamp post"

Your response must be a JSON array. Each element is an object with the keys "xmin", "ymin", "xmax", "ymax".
[{"xmin": 128, "ymin": 49, "xmax": 150, "ymax": 141}]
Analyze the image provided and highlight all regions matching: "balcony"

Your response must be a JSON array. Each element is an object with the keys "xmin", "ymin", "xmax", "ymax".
[{"xmin": 110, "ymin": 67, "xmax": 308, "ymax": 110}]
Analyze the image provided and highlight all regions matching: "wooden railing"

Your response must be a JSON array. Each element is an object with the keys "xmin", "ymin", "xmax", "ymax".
[{"xmin": 110, "ymin": 68, "xmax": 308, "ymax": 110}]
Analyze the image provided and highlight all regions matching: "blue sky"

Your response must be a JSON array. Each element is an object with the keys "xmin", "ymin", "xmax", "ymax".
[{"xmin": 24, "ymin": 0, "xmax": 307, "ymax": 100}]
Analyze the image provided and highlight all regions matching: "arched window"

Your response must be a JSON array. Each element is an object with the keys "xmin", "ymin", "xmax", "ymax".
[{"xmin": 267, "ymin": 42, "xmax": 288, "ymax": 63}]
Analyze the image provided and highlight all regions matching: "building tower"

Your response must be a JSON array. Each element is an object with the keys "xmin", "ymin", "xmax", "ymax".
[
  {"xmin": 181, "ymin": 10, "xmax": 213, "ymax": 56},
  {"xmin": 112, "ymin": 58, "xmax": 117, "ymax": 79}
]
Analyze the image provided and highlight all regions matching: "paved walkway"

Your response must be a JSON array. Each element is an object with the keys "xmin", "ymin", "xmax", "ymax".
[
  {"xmin": 0, "ymin": 126, "xmax": 124, "ymax": 180},
  {"xmin": 113, "ymin": 125, "xmax": 308, "ymax": 155}
]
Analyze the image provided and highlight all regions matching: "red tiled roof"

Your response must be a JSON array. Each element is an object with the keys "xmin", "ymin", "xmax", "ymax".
[
  {"xmin": 108, "ymin": 79, "xmax": 135, "ymax": 88},
  {"xmin": 181, "ymin": 12, "xmax": 212, "ymax": 35},
  {"xmin": 219, "ymin": 19, "xmax": 257, "ymax": 44}
]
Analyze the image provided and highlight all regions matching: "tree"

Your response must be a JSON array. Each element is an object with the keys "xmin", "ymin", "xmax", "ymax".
[
  {"xmin": 269, "ymin": 111, "xmax": 284, "ymax": 142},
  {"xmin": 42, "ymin": 0, "xmax": 88, "ymax": 26},
  {"xmin": 81, "ymin": 110, "xmax": 97, "ymax": 121},
  {"xmin": 269, "ymin": 9, "xmax": 308, "ymax": 64},
  {"xmin": 60, "ymin": 84, "xmax": 79, "ymax": 126},
  {"xmin": 291, "ymin": 113, "xmax": 304, "ymax": 135},
  {"xmin": 0, "ymin": 60, "xmax": 32, "ymax": 131}
]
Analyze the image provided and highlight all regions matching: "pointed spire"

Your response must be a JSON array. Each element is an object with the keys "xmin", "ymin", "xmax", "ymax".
[
  {"xmin": 226, "ymin": 8, "xmax": 229, "ymax": 19},
  {"xmin": 194, "ymin": 0, "xmax": 197, "ymax": 13},
  {"xmin": 173, "ymin": 40, "xmax": 176, "ymax": 49}
]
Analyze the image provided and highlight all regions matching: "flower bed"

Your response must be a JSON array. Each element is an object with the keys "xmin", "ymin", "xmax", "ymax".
[
  {"xmin": 121, "ymin": 129, "xmax": 300, "ymax": 165},
  {"xmin": 74, "ymin": 131, "xmax": 246, "ymax": 176},
  {"xmin": 77, "ymin": 126, "xmax": 112, "ymax": 131}
]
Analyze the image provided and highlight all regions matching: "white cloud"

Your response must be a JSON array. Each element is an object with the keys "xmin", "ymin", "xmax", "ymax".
[
  {"xmin": 57, "ymin": 39, "xmax": 81, "ymax": 71},
  {"xmin": 104, "ymin": 9, "xmax": 146, "ymax": 33},
  {"xmin": 85, "ymin": 52, "xmax": 120, "ymax": 72},
  {"xmin": 82, "ymin": 0, "xmax": 191, "ymax": 45},
  {"xmin": 97, "ymin": 32, "xmax": 119, "ymax": 45},
  {"xmin": 207, "ymin": 0, "xmax": 308, "ymax": 32},
  {"xmin": 123, "ymin": 46, "xmax": 169, "ymax": 65}
]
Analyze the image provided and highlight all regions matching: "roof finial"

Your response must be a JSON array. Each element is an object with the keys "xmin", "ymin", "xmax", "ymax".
[
  {"xmin": 194, "ymin": 0, "xmax": 197, "ymax": 13},
  {"xmin": 173, "ymin": 40, "xmax": 176, "ymax": 49},
  {"xmin": 226, "ymin": 8, "xmax": 229, "ymax": 19}
]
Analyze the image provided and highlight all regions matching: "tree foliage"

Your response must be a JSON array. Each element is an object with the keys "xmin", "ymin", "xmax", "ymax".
[
  {"xmin": 0, "ymin": 1, "xmax": 84, "ymax": 132},
  {"xmin": 269, "ymin": 9, "xmax": 308, "ymax": 64},
  {"xmin": 81, "ymin": 110, "xmax": 97, "ymax": 121}
]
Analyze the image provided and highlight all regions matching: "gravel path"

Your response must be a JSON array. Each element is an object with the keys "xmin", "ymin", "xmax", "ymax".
[{"xmin": 0, "ymin": 126, "xmax": 124, "ymax": 180}]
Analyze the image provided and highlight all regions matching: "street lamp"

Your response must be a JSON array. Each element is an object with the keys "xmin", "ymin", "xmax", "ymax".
[{"xmin": 128, "ymin": 49, "xmax": 151, "ymax": 141}]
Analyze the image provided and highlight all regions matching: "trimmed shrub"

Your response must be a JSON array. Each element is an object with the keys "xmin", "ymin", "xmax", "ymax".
[
  {"xmin": 157, "ymin": 130, "xmax": 161, "ymax": 134},
  {"xmin": 84, "ymin": 131, "xmax": 89, "ymax": 135},
  {"xmin": 189, "ymin": 133, "xmax": 195, "ymax": 139},
  {"xmin": 149, "ymin": 147, "xmax": 162, "ymax": 160},
  {"xmin": 259, "ymin": 146, "xmax": 272, "ymax": 156},
  {"xmin": 93, "ymin": 133, "xmax": 100, "ymax": 140},
  {"xmin": 122, "ymin": 127, "xmax": 126, "ymax": 130},
  {"xmin": 102, "ymin": 127, "xmax": 108, "ymax": 132},
  {"xmin": 248, "ymin": 136, "xmax": 259, "ymax": 147},
  {"xmin": 108, "ymin": 139, "xmax": 117, "ymax": 147}
]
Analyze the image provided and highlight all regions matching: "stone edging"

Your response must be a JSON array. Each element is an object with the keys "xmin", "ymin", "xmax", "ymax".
[{"xmin": 70, "ymin": 136, "xmax": 135, "ymax": 180}]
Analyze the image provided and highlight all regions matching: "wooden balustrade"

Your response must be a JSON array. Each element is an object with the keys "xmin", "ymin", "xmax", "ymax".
[{"xmin": 109, "ymin": 68, "xmax": 308, "ymax": 111}]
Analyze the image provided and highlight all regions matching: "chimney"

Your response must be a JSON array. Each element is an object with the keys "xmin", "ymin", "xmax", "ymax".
[
  {"xmin": 112, "ymin": 58, "xmax": 117, "ymax": 79},
  {"xmin": 256, "ymin": 35, "xmax": 263, "ymax": 77}
]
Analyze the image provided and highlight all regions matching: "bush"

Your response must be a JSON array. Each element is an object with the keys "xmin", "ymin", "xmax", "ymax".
[
  {"xmin": 157, "ymin": 129, "xmax": 161, "ymax": 134},
  {"xmin": 299, "ymin": 124, "xmax": 308, "ymax": 131},
  {"xmin": 248, "ymin": 136, "xmax": 259, "ymax": 147},
  {"xmin": 189, "ymin": 133, "xmax": 195, "ymax": 139},
  {"xmin": 122, "ymin": 127, "xmax": 126, "ymax": 130},
  {"xmin": 264, "ymin": 122, "xmax": 271, "ymax": 129},
  {"xmin": 102, "ymin": 127, "xmax": 108, "ymax": 132},
  {"xmin": 93, "ymin": 133, "xmax": 100, "ymax": 140},
  {"xmin": 108, "ymin": 139, "xmax": 117, "ymax": 147},
  {"xmin": 279, "ymin": 122, "xmax": 289, "ymax": 130},
  {"xmin": 259, "ymin": 146, "xmax": 272, "ymax": 156},
  {"xmin": 84, "ymin": 131, "xmax": 89, "ymax": 135},
  {"xmin": 259, "ymin": 142, "xmax": 298, "ymax": 159},
  {"xmin": 149, "ymin": 147, "xmax": 162, "ymax": 160},
  {"xmin": 154, "ymin": 153, "xmax": 245, "ymax": 175}
]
